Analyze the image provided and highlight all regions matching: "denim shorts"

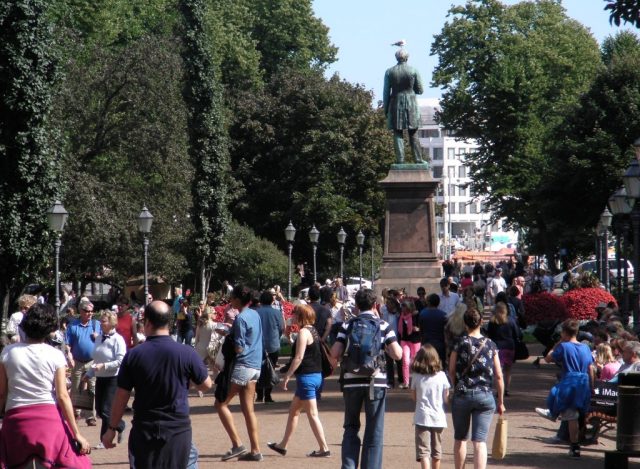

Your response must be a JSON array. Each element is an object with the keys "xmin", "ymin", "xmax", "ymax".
[
  {"xmin": 294, "ymin": 372, "xmax": 323, "ymax": 400},
  {"xmin": 230, "ymin": 365, "xmax": 261, "ymax": 386},
  {"xmin": 451, "ymin": 389, "xmax": 496, "ymax": 442}
]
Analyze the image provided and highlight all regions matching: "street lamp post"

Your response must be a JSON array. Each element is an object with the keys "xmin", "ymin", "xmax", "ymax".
[
  {"xmin": 609, "ymin": 187, "xmax": 634, "ymax": 301},
  {"xmin": 337, "ymin": 227, "xmax": 347, "ymax": 281},
  {"xmin": 137, "ymin": 206, "xmax": 154, "ymax": 306},
  {"xmin": 370, "ymin": 239, "xmax": 375, "ymax": 289},
  {"xmin": 356, "ymin": 230, "xmax": 365, "ymax": 288},
  {"xmin": 600, "ymin": 208, "xmax": 613, "ymax": 291},
  {"xmin": 285, "ymin": 221, "xmax": 296, "ymax": 300},
  {"xmin": 309, "ymin": 225, "xmax": 320, "ymax": 284},
  {"xmin": 47, "ymin": 201, "xmax": 69, "ymax": 315},
  {"xmin": 623, "ymin": 142, "xmax": 640, "ymax": 328}
]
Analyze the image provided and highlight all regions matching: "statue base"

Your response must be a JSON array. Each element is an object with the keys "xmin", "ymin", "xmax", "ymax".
[{"xmin": 376, "ymin": 167, "xmax": 442, "ymax": 297}]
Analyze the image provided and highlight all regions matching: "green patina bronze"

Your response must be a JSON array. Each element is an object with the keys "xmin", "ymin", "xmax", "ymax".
[{"xmin": 383, "ymin": 48, "xmax": 426, "ymax": 166}]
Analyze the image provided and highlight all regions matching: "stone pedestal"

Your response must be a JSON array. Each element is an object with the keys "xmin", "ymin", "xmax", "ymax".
[{"xmin": 376, "ymin": 165, "xmax": 442, "ymax": 297}]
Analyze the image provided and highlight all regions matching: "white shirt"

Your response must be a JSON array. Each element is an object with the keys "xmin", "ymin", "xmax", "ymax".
[
  {"xmin": 1, "ymin": 343, "xmax": 66, "ymax": 411},
  {"xmin": 411, "ymin": 370, "xmax": 450, "ymax": 427},
  {"xmin": 6, "ymin": 311, "xmax": 23, "ymax": 336},
  {"xmin": 488, "ymin": 276, "xmax": 507, "ymax": 296},
  {"xmin": 90, "ymin": 331, "xmax": 127, "ymax": 378},
  {"xmin": 439, "ymin": 292, "xmax": 460, "ymax": 316}
]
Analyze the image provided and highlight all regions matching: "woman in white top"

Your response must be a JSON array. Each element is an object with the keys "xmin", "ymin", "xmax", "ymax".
[
  {"xmin": 86, "ymin": 310, "xmax": 127, "ymax": 446},
  {"xmin": 194, "ymin": 308, "xmax": 217, "ymax": 363},
  {"xmin": 6, "ymin": 294, "xmax": 37, "ymax": 342},
  {"xmin": 0, "ymin": 303, "xmax": 91, "ymax": 467}
]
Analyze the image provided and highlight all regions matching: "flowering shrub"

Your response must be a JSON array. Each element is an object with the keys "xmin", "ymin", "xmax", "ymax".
[
  {"xmin": 523, "ymin": 292, "xmax": 568, "ymax": 325},
  {"xmin": 560, "ymin": 288, "xmax": 617, "ymax": 321},
  {"xmin": 212, "ymin": 300, "xmax": 296, "ymax": 330}
]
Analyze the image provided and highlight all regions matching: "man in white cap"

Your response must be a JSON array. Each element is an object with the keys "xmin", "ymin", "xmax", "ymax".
[{"xmin": 66, "ymin": 297, "xmax": 101, "ymax": 425}]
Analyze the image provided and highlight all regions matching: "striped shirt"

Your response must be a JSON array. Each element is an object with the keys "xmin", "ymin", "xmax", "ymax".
[{"xmin": 336, "ymin": 311, "xmax": 398, "ymax": 388}]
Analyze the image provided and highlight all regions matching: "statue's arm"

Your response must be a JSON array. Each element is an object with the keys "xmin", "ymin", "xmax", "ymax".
[
  {"xmin": 383, "ymin": 71, "xmax": 391, "ymax": 114},
  {"xmin": 414, "ymin": 69, "xmax": 424, "ymax": 95}
]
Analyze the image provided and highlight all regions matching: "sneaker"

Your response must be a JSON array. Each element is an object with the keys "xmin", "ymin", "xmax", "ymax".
[
  {"xmin": 535, "ymin": 408, "xmax": 555, "ymax": 421},
  {"xmin": 543, "ymin": 436, "xmax": 565, "ymax": 445},
  {"xmin": 568, "ymin": 446, "xmax": 580, "ymax": 458},
  {"xmin": 86, "ymin": 418, "xmax": 97, "ymax": 427},
  {"xmin": 238, "ymin": 452, "xmax": 263, "ymax": 462},
  {"xmin": 94, "ymin": 442, "xmax": 105, "ymax": 450},
  {"xmin": 221, "ymin": 445, "xmax": 248, "ymax": 461}
]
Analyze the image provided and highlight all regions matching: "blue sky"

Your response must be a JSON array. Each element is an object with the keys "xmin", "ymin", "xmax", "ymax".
[{"xmin": 312, "ymin": 0, "xmax": 636, "ymax": 102}]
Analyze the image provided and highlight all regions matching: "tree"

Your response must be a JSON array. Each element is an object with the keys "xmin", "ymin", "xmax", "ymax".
[
  {"xmin": 52, "ymin": 36, "xmax": 193, "ymax": 290},
  {"xmin": 228, "ymin": 68, "xmax": 393, "ymax": 276},
  {"xmin": 0, "ymin": 0, "xmax": 62, "ymax": 318},
  {"xmin": 431, "ymin": 0, "xmax": 601, "ymax": 240},
  {"xmin": 537, "ymin": 31, "xmax": 640, "ymax": 255},
  {"xmin": 605, "ymin": 0, "xmax": 640, "ymax": 27},
  {"xmin": 247, "ymin": 0, "xmax": 337, "ymax": 79},
  {"xmin": 180, "ymin": 0, "xmax": 230, "ymax": 289}
]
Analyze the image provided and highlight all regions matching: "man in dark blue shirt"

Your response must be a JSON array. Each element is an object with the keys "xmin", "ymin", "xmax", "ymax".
[
  {"xmin": 256, "ymin": 290, "xmax": 284, "ymax": 403},
  {"xmin": 102, "ymin": 301, "xmax": 211, "ymax": 468},
  {"xmin": 418, "ymin": 293, "xmax": 448, "ymax": 365}
]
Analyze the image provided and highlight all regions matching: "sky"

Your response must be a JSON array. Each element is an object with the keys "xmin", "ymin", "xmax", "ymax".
[{"xmin": 312, "ymin": 0, "xmax": 636, "ymax": 103}]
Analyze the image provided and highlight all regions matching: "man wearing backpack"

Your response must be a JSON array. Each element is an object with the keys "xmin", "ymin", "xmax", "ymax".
[{"xmin": 331, "ymin": 289, "xmax": 402, "ymax": 469}]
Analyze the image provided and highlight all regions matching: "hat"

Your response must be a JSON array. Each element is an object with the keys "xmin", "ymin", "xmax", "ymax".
[
  {"xmin": 78, "ymin": 297, "xmax": 94, "ymax": 311},
  {"xmin": 596, "ymin": 302, "xmax": 607, "ymax": 309}
]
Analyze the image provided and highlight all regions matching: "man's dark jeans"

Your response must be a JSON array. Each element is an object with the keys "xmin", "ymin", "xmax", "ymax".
[
  {"xmin": 385, "ymin": 352, "xmax": 403, "ymax": 386},
  {"xmin": 95, "ymin": 376, "xmax": 125, "ymax": 438},
  {"xmin": 341, "ymin": 386, "xmax": 386, "ymax": 469}
]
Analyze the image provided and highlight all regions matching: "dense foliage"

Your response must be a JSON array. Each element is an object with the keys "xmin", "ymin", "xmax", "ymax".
[{"xmin": 0, "ymin": 0, "xmax": 62, "ymax": 315}]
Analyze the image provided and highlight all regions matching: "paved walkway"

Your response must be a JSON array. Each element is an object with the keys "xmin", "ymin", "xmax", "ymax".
[{"xmin": 87, "ymin": 344, "xmax": 636, "ymax": 468}]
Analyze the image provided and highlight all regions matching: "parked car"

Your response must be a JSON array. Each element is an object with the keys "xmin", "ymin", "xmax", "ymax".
[{"xmin": 553, "ymin": 258, "xmax": 634, "ymax": 289}]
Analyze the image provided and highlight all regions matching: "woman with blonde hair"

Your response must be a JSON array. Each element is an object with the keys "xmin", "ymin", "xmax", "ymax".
[
  {"xmin": 486, "ymin": 302, "xmax": 520, "ymax": 396},
  {"xmin": 595, "ymin": 343, "xmax": 620, "ymax": 380},
  {"xmin": 445, "ymin": 303, "xmax": 467, "ymax": 359},
  {"xmin": 267, "ymin": 304, "xmax": 331, "ymax": 458},
  {"xmin": 7, "ymin": 294, "xmax": 37, "ymax": 342}
]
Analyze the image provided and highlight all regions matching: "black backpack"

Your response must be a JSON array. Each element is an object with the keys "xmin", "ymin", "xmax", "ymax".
[{"xmin": 342, "ymin": 316, "xmax": 384, "ymax": 376}]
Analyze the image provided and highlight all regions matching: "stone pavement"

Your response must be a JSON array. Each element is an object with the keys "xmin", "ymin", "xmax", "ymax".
[{"xmin": 87, "ymin": 344, "xmax": 637, "ymax": 468}]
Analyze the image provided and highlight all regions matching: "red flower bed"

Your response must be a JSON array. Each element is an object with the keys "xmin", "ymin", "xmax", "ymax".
[
  {"xmin": 212, "ymin": 300, "xmax": 296, "ymax": 329},
  {"xmin": 560, "ymin": 288, "xmax": 617, "ymax": 322},
  {"xmin": 523, "ymin": 292, "xmax": 568, "ymax": 325}
]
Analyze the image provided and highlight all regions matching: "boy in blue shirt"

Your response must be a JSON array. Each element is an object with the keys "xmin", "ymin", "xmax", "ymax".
[{"xmin": 535, "ymin": 319, "xmax": 594, "ymax": 458}]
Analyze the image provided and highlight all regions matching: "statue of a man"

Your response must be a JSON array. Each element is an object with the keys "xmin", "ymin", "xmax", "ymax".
[{"xmin": 383, "ymin": 49, "xmax": 424, "ymax": 164}]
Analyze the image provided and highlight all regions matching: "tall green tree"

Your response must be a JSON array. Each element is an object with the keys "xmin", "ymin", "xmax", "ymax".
[
  {"xmin": 180, "ymin": 0, "xmax": 230, "ymax": 284},
  {"xmin": 0, "ymin": 0, "xmax": 62, "ymax": 317},
  {"xmin": 229, "ymin": 68, "xmax": 392, "ymax": 276},
  {"xmin": 431, "ymin": 0, "xmax": 601, "ymax": 236},
  {"xmin": 537, "ymin": 31, "xmax": 640, "ymax": 255},
  {"xmin": 605, "ymin": 0, "xmax": 640, "ymax": 26},
  {"xmin": 53, "ymin": 37, "xmax": 193, "ymax": 290}
]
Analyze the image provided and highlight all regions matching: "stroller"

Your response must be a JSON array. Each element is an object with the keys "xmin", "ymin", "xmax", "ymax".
[{"xmin": 532, "ymin": 319, "xmax": 561, "ymax": 368}]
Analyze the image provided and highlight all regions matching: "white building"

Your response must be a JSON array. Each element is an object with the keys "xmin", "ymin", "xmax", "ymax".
[{"xmin": 417, "ymin": 98, "xmax": 516, "ymax": 255}]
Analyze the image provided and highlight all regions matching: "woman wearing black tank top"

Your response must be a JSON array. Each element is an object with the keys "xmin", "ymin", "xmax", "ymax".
[{"xmin": 267, "ymin": 304, "xmax": 331, "ymax": 458}]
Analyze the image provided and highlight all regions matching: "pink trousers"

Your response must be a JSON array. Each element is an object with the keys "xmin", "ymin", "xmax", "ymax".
[{"xmin": 401, "ymin": 341, "xmax": 421, "ymax": 386}]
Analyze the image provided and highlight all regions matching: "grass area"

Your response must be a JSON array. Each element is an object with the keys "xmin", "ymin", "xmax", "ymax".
[{"xmin": 280, "ymin": 343, "xmax": 292, "ymax": 356}]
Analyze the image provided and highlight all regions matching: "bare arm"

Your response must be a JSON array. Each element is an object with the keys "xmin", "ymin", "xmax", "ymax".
[
  {"xmin": 493, "ymin": 353, "xmax": 505, "ymax": 414},
  {"xmin": 321, "ymin": 316, "xmax": 333, "ymax": 342},
  {"xmin": 55, "ymin": 367, "xmax": 90, "ymax": 453},
  {"xmin": 448, "ymin": 350, "xmax": 458, "ymax": 388},
  {"xmin": 331, "ymin": 341, "xmax": 344, "ymax": 361},
  {"xmin": 386, "ymin": 340, "xmax": 402, "ymax": 361},
  {"xmin": 131, "ymin": 317, "xmax": 138, "ymax": 347},
  {"xmin": 195, "ymin": 375, "xmax": 213, "ymax": 392}
]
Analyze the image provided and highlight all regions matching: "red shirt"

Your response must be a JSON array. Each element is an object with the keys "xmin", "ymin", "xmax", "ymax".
[{"xmin": 116, "ymin": 313, "xmax": 134, "ymax": 349}]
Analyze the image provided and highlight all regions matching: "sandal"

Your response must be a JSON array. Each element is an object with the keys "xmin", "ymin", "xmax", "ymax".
[
  {"xmin": 267, "ymin": 442, "xmax": 287, "ymax": 456},
  {"xmin": 307, "ymin": 450, "xmax": 331, "ymax": 458}
]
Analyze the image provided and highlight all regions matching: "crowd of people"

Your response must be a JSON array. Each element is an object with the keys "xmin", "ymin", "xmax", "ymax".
[{"xmin": 1, "ymin": 260, "xmax": 639, "ymax": 468}]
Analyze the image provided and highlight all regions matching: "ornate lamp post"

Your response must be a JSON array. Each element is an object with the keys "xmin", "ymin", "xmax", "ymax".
[
  {"xmin": 356, "ymin": 230, "xmax": 365, "ymax": 288},
  {"xmin": 600, "ymin": 207, "xmax": 613, "ymax": 290},
  {"xmin": 137, "ymin": 206, "xmax": 154, "ymax": 306},
  {"xmin": 609, "ymin": 187, "xmax": 634, "ymax": 303},
  {"xmin": 370, "ymin": 238, "xmax": 375, "ymax": 289},
  {"xmin": 309, "ymin": 225, "xmax": 320, "ymax": 284},
  {"xmin": 623, "ymin": 141, "xmax": 640, "ymax": 328},
  {"xmin": 337, "ymin": 227, "xmax": 347, "ymax": 281},
  {"xmin": 47, "ymin": 201, "xmax": 69, "ymax": 315},
  {"xmin": 285, "ymin": 221, "xmax": 296, "ymax": 300}
]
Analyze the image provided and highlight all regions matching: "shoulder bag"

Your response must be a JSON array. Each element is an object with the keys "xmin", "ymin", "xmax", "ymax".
[{"xmin": 310, "ymin": 327, "xmax": 335, "ymax": 378}]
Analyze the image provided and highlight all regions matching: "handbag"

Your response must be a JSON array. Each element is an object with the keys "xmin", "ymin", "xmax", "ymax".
[
  {"xmin": 310, "ymin": 327, "xmax": 334, "ymax": 378},
  {"xmin": 514, "ymin": 339, "xmax": 529, "ymax": 361},
  {"xmin": 257, "ymin": 353, "xmax": 280, "ymax": 389},
  {"xmin": 491, "ymin": 416, "xmax": 508, "ymax": 459}
]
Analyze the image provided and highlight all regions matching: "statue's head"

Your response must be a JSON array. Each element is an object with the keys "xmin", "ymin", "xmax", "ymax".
[{"xmin": 395, "ymin": 49, "xmax": 409, "ymax": 63}]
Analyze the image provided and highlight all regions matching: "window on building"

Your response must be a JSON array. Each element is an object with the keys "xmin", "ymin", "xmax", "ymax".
[
  {"xmin": 448, "ymin": 184, "xmax": 456, "ymax": 196},
  {"xmin": 459, "ymin": 202, "xmax": 466, "ymax": 214},
  {"xmin": 459, "ymin": 186, "xmax": 467, "ymax": 197},
  {"xmin": 448, "ymin": 202, "xmax": 456, "ymax": 214},
  {"xmin": 458, "ymin": 166, "xmax": 466, "ymax": 178},
  {"xmin": 421, "ymin": 146, "xmax": 430, "ymax": 159},
  {"xmin": 480, "ymin": 202, "xmax": 486, "ymax": 213},
  {"xmin": 443, "ymin": 129, "xmax": 457, "ymax": 137},
  {"xmin": 436, "ymin": 185, "xmax": 443, "ymax": 196},
  {"xmin": 470, "ymin": 203, "xmax": 478, "ymax": 214},
  {"xmin": 447, "ymin": 166, "xmax": 455, "ymax": 178},
  {"xmin": 433, "ymin": 147, "xmax": 443, "ymax": 160},
  {"xmin": 447, "ymin": 148, "xmax": 455, "ymax": 160},
  {"xmin": 432, "ymin": 166, "xmax": 443, "ymax": 178},
  {"xmin": 418, "ymin": 129, "xmax": 440, "ymax": 138}
]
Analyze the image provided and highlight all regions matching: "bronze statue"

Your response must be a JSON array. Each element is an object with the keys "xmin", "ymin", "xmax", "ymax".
[{"xmin": 383, "ymin": 48, "xmax": 425, "ymax": 164}]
